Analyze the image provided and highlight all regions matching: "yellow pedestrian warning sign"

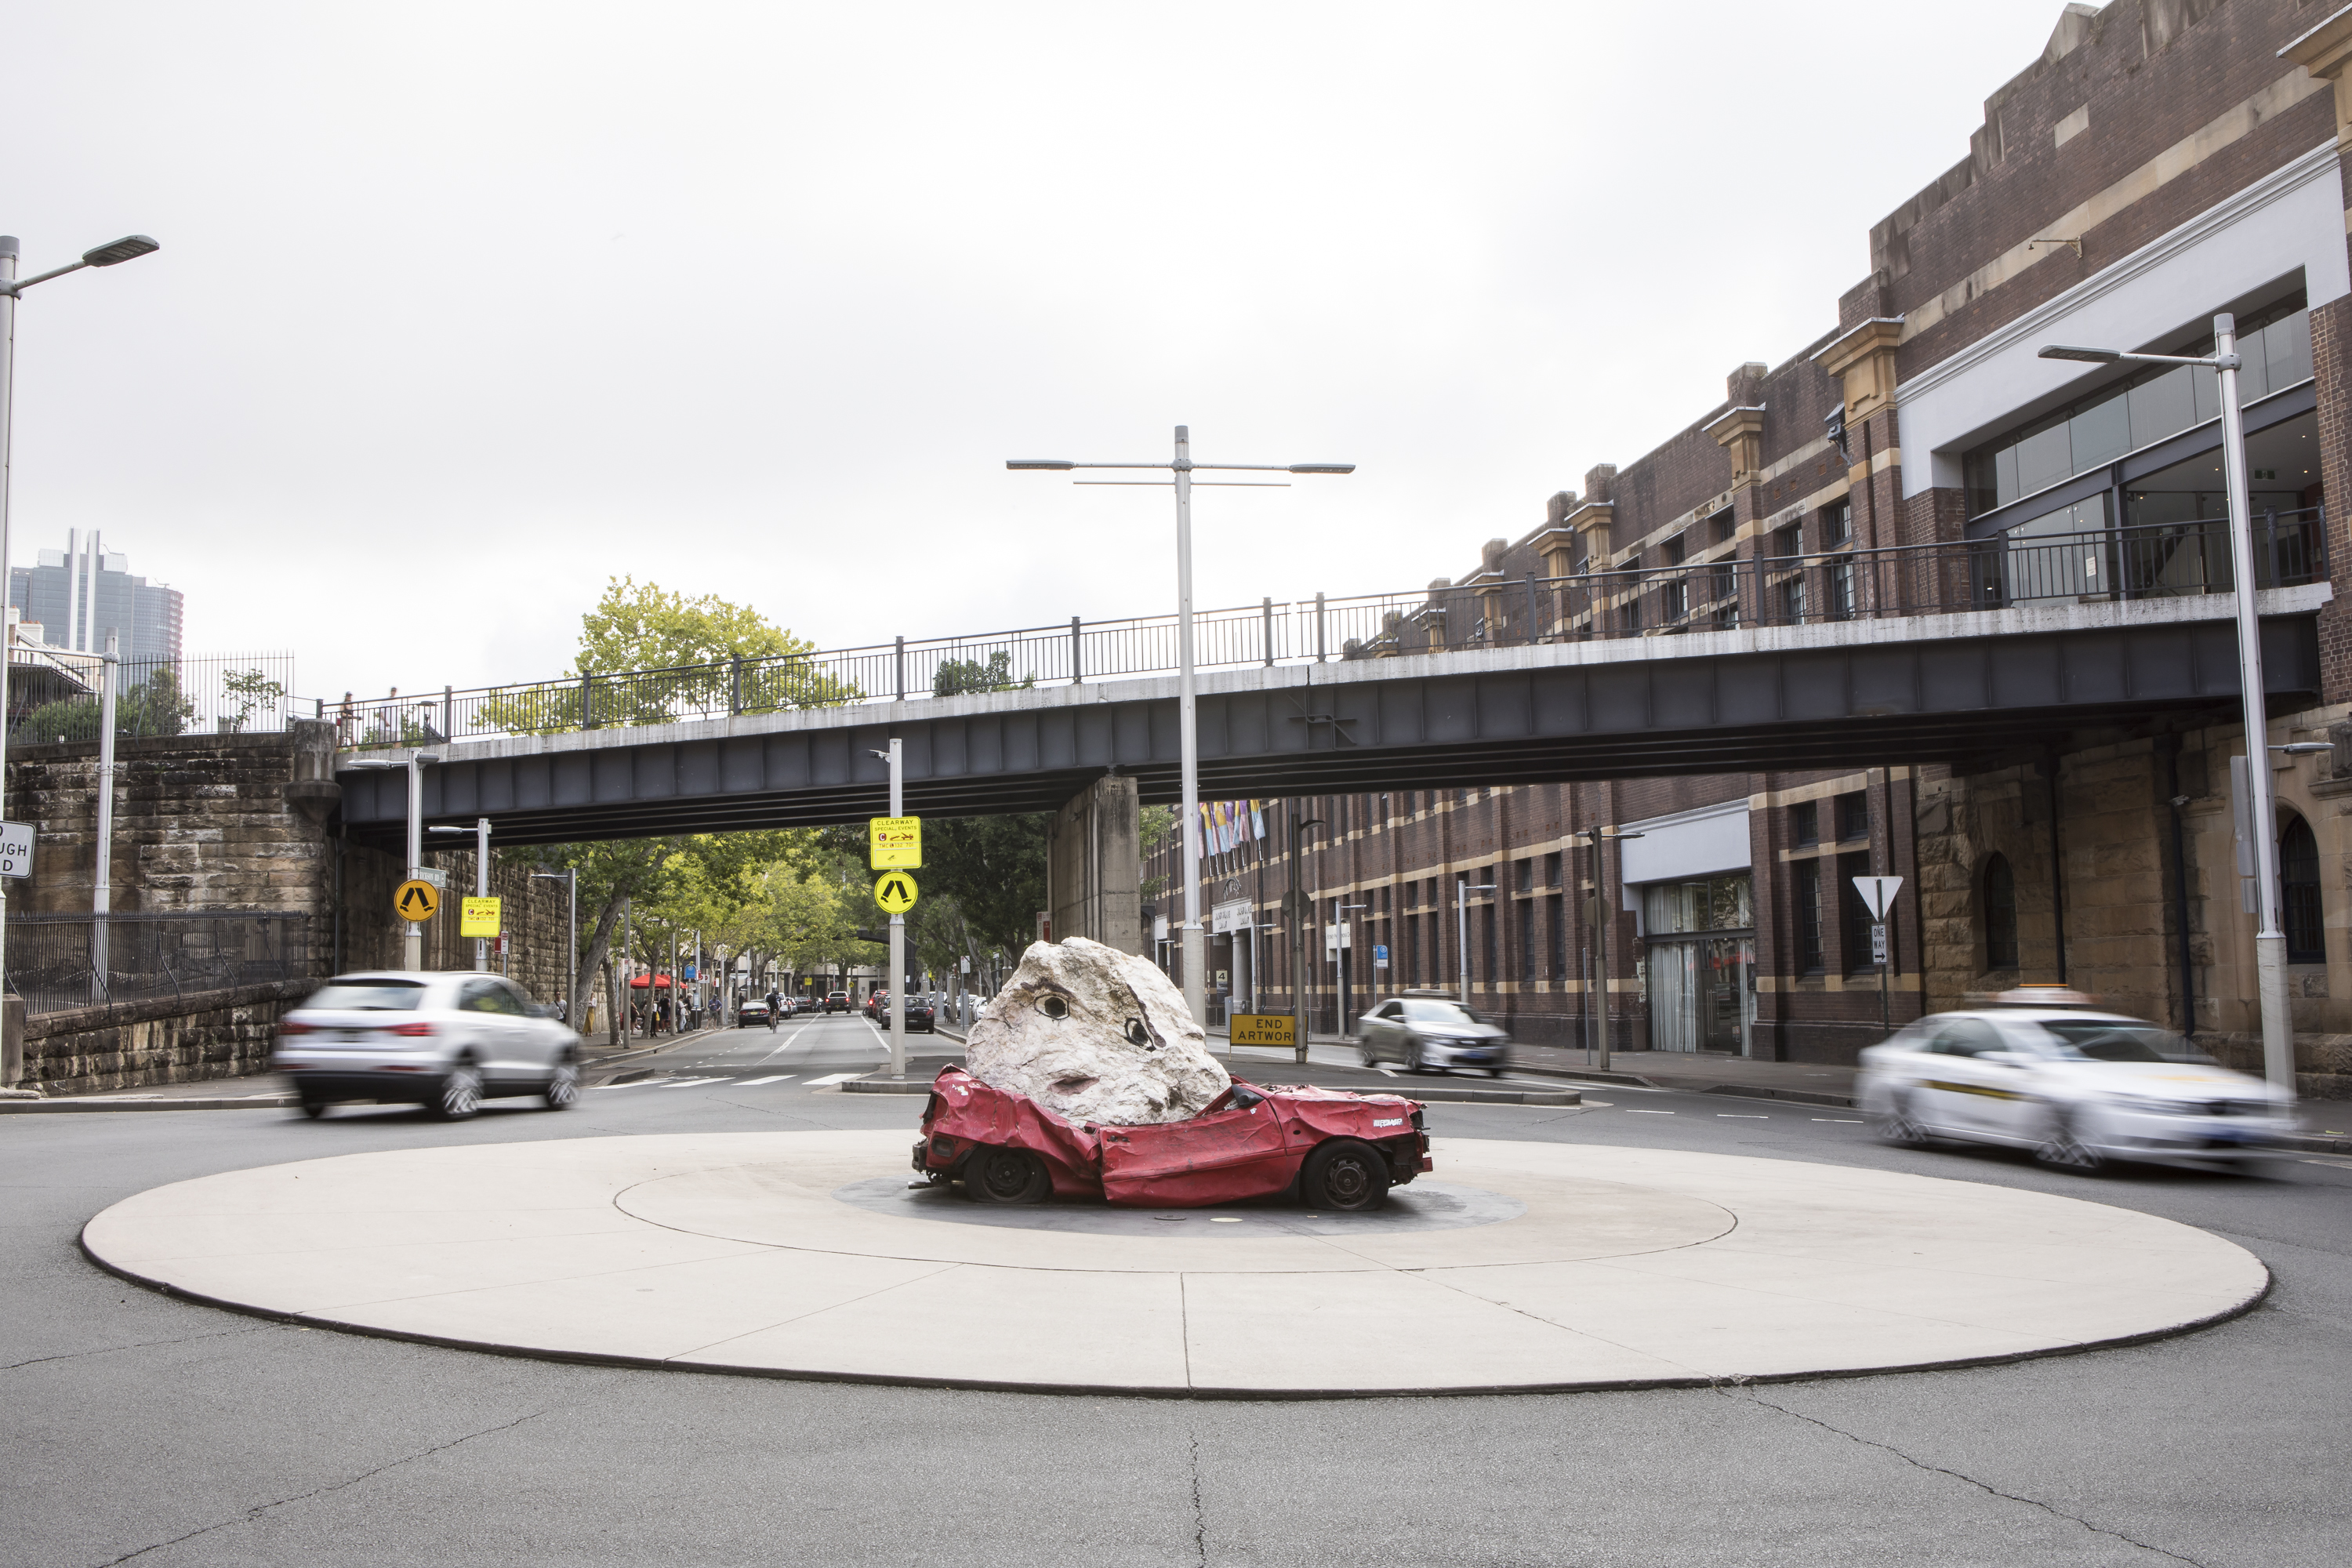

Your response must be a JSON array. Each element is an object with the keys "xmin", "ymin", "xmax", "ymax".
[
  {"xmin": 873, "ymin": 871, "xmax": 920, "ymax": 913},
  {"xmin": 869, "ymin": 815, "xmax": 921, "ymax": 869},
  {"xmin": 395, "ymin": 880, "xmax": 441, "ymax": 922},
  {"xmin": 459, "ymin": 897, "xmax": 503, "ymax": 938}
]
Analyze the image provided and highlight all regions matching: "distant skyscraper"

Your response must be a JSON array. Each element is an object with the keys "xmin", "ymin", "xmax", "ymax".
[{"xmin": 8, "ymin": 530, "xmax": 183, "ymax": 663}]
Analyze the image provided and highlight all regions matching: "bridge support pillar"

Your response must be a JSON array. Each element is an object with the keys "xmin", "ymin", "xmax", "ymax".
[{"xmin": 1046, "ymin": 775, "xmax": 1141, "ymax": 956}]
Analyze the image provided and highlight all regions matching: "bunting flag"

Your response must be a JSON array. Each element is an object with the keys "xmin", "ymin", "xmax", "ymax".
[{"xmin": 1250, "ymin": 800, "xmax": 1265, "ymax": 840}]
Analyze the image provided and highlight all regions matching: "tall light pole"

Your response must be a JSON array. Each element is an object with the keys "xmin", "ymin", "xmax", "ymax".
[
  {"xmin": 430, "ymin": 817, "xmax": 492, "ymax": 970},
  {"xmin": 2039, "ymin": 318, "xmax": 2292, "ymax": 1094},
  {"xmin": 1289, "ymin": 812, "xmax": 1325, "ymax": 1065},
  {"xmin": 0, "ymin": 233, "xmax": 159, "ymax": 1040},
  {"xmin": 1574, "ymin": 825, "xmax": 1642, "ymax": 1072},
  {"xmin": 1009, "ymin": 430, "xmax": 1353, "ymax": 1027},
  {"xmin": 1338, "ymin": 901, "xmax": 1371, "ymax": 1037},
  {"xmin": 1455, "ymin": 876, "xmax": 1495, "ymax": 1007},
  {"xmin": 349, "ymin": 752, "xmax": 440, "ymax": 967}
]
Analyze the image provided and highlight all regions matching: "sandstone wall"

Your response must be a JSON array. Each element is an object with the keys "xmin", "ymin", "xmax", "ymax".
[{"xmin": 20, "ymin": 980, "xmax": 310, "ymax": 1096}]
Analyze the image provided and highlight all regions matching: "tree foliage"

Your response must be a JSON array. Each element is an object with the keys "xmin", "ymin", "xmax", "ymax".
[
  {"xmin": 932, "ymin": 649, "xmax": 1033, "ymax": 698},
  {"xmin": 24, "ymin": 668, "xmax": 197, "ymax": 742},
  {"xmin": 922, "ymin": 814, "xmax": 1048, "ymax": 960}
]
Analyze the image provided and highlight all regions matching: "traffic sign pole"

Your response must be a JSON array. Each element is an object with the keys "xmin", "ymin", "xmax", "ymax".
[
  {"xmin": 473, "ymin": 817, "xmax": 490, "ymax": 972},
  {"xmin": 405, "ymin": 754, "xmax": 426, "ymax": 969},
  {"xmin": 887, "ymin": 739, "xmax": 906, "ymax": 1078}
]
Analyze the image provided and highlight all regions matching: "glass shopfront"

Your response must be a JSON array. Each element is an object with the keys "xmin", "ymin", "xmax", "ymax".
[{"xmin": 1642, "ymin": 874, "xmax": 1756, "ymax": 1054}]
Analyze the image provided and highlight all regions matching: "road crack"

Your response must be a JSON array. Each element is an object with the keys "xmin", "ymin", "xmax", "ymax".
[
  {"xmin": 1187, "ymin": 1428, "xmax": 1207, "ymax": 1568},
  {"xmin": 2, "ymin": 1322, "xmax": 274, "ymax": 1374},
  {"xmin": 100, "ymin": 1408, "xmax": 547, "ymax": 1564},
  {"xmin": 1727, "ymin": 1388, "xmax": 2209, "ymax": 1565}
]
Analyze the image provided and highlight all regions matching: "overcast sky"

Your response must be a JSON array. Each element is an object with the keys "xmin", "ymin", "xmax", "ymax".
[{"xmin": 6, "ymin": 1, "xmax": 2082, "ymax": 700}]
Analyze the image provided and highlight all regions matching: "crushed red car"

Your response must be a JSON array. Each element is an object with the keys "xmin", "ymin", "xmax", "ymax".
[{"xmin": 913, "ymin": 1065, "xmax": 1432, "ymax": 1210}]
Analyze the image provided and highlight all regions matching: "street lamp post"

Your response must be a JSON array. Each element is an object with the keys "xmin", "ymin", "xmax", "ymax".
[
  {"xmin": 1574, "ymin": 825, "xmax": 1643, "ymax": 1072},
  {"xmin": 1289, "ymin": 813, "xmax": 1325, "ymax": 1065},
  {"xmin": 0, "ymin": 233, "xmax": 159, "ymax": 1058},
  {"xmin": 349, "ymin": 753, "xmax": 441, "ymax": 968},
  {"xmin": 1338, "ymin": 902, "xmax": 1370, "ymax": 1038},
  {"xmin": 1455, "ymin": 876, "xmax": 1496, "ymax": 1007},
  {"xmin": 2038, "ymin": 318, "xmax": 2292, "ymax": 1094},
  {"xmin": 1009, "ymin": 432, "xmax": 1353, "ymax": 1029},
  {"xmin": 430, "ymin": 818, "xmax": 493, "ymax": 970}
]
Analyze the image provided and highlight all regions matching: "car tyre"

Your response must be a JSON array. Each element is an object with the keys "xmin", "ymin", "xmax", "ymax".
[
  {"xmin": 1302, "ymin": 1138, "xmax": 1391, "ymax": 1211},
  {"xmin": 1486, "ymin": 1066, "xmax": 1506, "ymax": 1078},
  {"xmin": 962, "ymin": 1145, "xmax": 1050, "ymax": 1204},
  {"xmin": 297, "ymin": 1096, "xmax": 328, "ymax": 1120},
  {"xmin": 1403, "ymin": 1037, "xmax": 1426, "ymax": 1074},
  {"xmin": 434, "ymin": 1062, "xmax": 483, "ymax": 1120},
  {"xmin": 1872, "ymin": 1092, "xmax": 1929, "ymax": 1148},
  {"xmin": 2034, "ymin": 1109, "xmax": 2105, "ymax": 1174},
  {"xmin": 544, "ymin": 1058, "xmax": 579, "ymax": 1110},
  {"xmin": 1358, "ymin": 1037, "xmax": 1379, "ymax": 1068}
]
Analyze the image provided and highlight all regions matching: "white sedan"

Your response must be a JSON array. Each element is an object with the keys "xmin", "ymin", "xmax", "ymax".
[{"xmin": 1857, "ymin": 1000, "xmax": 2296, "ymax": 1172}]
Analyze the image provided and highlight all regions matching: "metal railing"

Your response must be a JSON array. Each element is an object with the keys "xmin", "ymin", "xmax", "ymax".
[
  {"xmin": 3, "ymin": 911, "xmax": 312, "ymax": 1017},
  {"xmin": 7, "ymin": 652, "xmax": 302, "ymax": 743},
  {"xmin": 311, "ymin": 508, "xmax": 2326, "ymax": 747}
]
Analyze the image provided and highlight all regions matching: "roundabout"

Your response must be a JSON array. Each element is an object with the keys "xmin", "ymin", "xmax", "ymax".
[{"xmin": 79, "ymin": 1131, "xmax": 2267, "ymax": 1397}]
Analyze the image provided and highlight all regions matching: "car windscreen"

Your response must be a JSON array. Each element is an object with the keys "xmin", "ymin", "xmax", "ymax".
[
  {"xmin": 1399, "ymin": 1000, "xmax": 1481, "ymax": 1025},
  {"xmin": 2034, "ymin": 1019, "xmax": 2212, "ymax": 1064},
  {"xmin": 304, "ymin": 981, "xmax": 426, "ymax": 1011}
]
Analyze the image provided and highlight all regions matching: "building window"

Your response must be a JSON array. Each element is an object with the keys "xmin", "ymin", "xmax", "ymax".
[
  {"xmin": 2283, "ymin": 815, "xmax": 2325, "ymax": 964},
  {"xmin": 1821, "ymin": 499, "xmax": 1852, "ymax": 547},
  {"xmin": 1779, "ymin": 572, "xmax": 1806, "ymax": 624},
  {"xmin": 1663, "ymin": 536, "xmax": 1686, "ymax": 567},
  {"xmin": 1828, "ymin": 560, "xmax": 1856, "ymax": 619},
  {"xmin": 1839, "ymin": 850, "xmax": 1875, "ymax": 973},
  {"xmin": 1792, "ymin": 800, "xmax": 1819, "ymax": 846},
  {"xmin": 1835, "ymin": 790, "xmax": 1868, "ymax": 842},
  {"xmin": 1519, "ymin": 897, "xmax": 1536, "ymax": 980},
  {"xmin": 1984, "ymin": 854, "xmax": 2018, "ymax": 970},
  {"xmin": 1517, "ymin": 858, "xmax": 1534, "ymax": 893},
  {"xmin": 1713, "ymin": 509, "xmax": 1737, "ymax": 544},
  {"xmin": 1962, "ymin": 294, "xmax": 2310, "ymax": 517},
  {"xmin": 1481, "ymin": 901, "xmax": 1497, "ymax": 989},
  {"xmin": 1543, "ymin": 851, "xmax": 1562, "ymax": 887},
  {"xmin": 1548, "ymin": 891, "xmax": 1566, "ymax": 978},
  {"xmin": 1796, "ymin": 860, "xmax": 1824, "ymax": 973}
]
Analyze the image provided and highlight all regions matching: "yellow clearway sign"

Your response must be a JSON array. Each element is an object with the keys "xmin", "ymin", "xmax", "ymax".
[
  {"xmin": 394, "ymin": 879, "xmax": 441, "ymax": 922},
  {"xmin": 459, "ymin": 896, "xmax": 503, "ymax": 938},
  {"xmin": 869, "ymin": 815, "xmax": 921, "ymax": 869},
  {"xmin": 873, "ymin": 871, "xmax": 920, "ymax": 913}
]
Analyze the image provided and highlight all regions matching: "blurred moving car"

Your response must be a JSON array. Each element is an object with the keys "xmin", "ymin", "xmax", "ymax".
[
  {"xmin": 1356, "ymin": 993, "xmax": 1512, "ymax": 1076},
  {"xmin": 915, "ymin": 1067, "xmax": 1431, "ymax": 1208},
  {"xmin": 273, "ymin": 971, "xmax": 579, "ymax": 1120},
  {"xmin": 735, "ymin": 997, "xmax": 771, "ymax": 1028},
  {"xmin": 1858, "ymin": 990, "xmax": 2296, "ymax": 1172},
  {"xmin": 825, "ymin": 991, "xmax": 850, "ymax": 1014}
]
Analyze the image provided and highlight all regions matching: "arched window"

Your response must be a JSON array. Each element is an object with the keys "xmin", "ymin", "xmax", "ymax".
[
  {"xmin": 2281, "ymin": 815, "xmax": 2325, "ymax": 964},
  {"xmin": 1984, "ymin": 855, "xmax": 2019, "ymax": 971}
]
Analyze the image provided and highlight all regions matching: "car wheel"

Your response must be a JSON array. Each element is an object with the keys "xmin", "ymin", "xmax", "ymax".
[
  {"xmin": 297, "ymin": 1097, "xmax": 328, "ymax": 1120},
  {"xmin": 1486, "ymin": 1066, "xmax": 1505, "ymax": 1079},
  {"xmin": 1358, "ymin": 1036, "xmax": 1378, "ymax": 1068},
  {"xmin": 962, "ymin": 1145, "xmax": 1050, "ymax": 1204},
  {"xmin": 1870, "ymin": 1091, "xmax": 1929, "ymax": 1147},
  {"xmin": 434, "ymin": 1062, "xmax": 483, "ymax": 1120},
  {"xmin": 1301, "ymin": 1138, "xmax": 1391, "ymax": 1211},
  {"xmin": 543, "ymin": 1059, "xmax": 579, "ymax": 1110},
  {"xmin": 1403, "ymin": 1037, "xmax": 1425, "ymax": 1073},
  {"xmin": 2034, "ymin": 1109, "xmax": 2105, "ymax": 1174}
]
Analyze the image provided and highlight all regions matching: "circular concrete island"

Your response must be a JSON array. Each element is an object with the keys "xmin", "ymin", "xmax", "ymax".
[{"xmin": 81, "ymin": 1132, "xmax": 2265, "ymax": 1396}]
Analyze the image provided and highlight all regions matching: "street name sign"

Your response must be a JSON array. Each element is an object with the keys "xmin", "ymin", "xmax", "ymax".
[
  {"xmin": 1229, "ymin": 1014, "xmax": 1296, "ymax": 1048},
  {"xmin": 873, "ymin": 871, "xmax": 920, "ymax": 913},
  {"xmin": 1851, "ymin": 876, "xmax": 1904, "ymax": 920},
  {"xmin": 395, "ymin": 880, "xmax": 441, "ymax": 921},
  {"xmin": 0, "ymin": 821, "xmax": 34, "ymax": 879},
  {"xmin": 869, "ymin": 816, "xmax": 921, "ymax": 869},
  {"xmin": 460, "ymin": 897, "xmax": 503, "ymax": 938}
]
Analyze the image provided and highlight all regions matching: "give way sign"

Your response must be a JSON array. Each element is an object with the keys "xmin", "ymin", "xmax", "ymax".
[{"xmin": 1851, "ymin": 876, "xmax": 1904, "ymax": 920}]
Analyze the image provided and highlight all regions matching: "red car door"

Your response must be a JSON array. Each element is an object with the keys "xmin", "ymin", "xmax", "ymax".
[{"xmin": 1099, "ymin": 1086, "xmax": 1294, "ymax": 1207}]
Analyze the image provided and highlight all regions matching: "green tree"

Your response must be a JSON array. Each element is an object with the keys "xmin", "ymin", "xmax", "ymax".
[
  {"xmin": 222, "ymin": 668, "xmax": 288, "ymax": 733},
  {"xmin": 922, "ymin": 814, "xmax": 1048, "ymax": 961},
  {"xmin": 478, "ymin": 576, "xmax": 859, "ymax": 735},
  {"xmin": 22, "ymin": 667, "xmax": 197, "ymax": 742},
  {"xmin": 932, "ymin": 649, "xmax": 1033, "ymax": 698}
]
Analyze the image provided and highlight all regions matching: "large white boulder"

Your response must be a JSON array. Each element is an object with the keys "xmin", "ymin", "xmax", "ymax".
[{"xmin": 962, "ymin": 936, "xmax": 1229, "ymax": 1126}]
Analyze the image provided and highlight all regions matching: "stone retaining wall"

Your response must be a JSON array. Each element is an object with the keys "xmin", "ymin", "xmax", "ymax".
[{"xmin": 20, "ymin": 979, "xmax": 313, "ymax": 1097}]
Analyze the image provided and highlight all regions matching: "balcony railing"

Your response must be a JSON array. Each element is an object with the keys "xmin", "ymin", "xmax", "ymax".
[{"xmin": 2, "ymin": 911, "xmax": 312, "ymax": 1018}]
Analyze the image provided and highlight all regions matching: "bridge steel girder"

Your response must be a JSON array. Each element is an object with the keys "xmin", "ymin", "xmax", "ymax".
[{"xmin": 336, "ymin": 610, "xmax": 2322, "ymax": 851}]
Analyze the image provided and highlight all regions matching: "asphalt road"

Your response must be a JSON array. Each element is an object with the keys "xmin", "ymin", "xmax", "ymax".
[{"xmin": 5, "ymin": 1014, "xmax": 2348, "ymax": 1566}]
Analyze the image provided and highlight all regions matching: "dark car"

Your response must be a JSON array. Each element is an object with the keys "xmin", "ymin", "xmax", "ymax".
[
  {"xmin": 735, "ymin": 998, "xmax": 771, "ymax": 1028},
  {"xmin": 901, "ymin": 997, "xmax": 935, "ymax": 1033},
  {"xmin": 825, "ymin": 991, "xmax": 849, "ymax": 1014},
  {"xmin": 914, "ymin": 1066, "xmax": 1429, "ymax": 1210}
]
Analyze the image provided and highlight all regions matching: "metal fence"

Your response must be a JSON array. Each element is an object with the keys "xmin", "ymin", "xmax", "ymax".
[
  {"xmin": 308, "ymin": 507, "xmax": 2324, "ymax": 747},
  {"xmin": 7, "ymin": 652, "xmax": 303, "ymax": 743},
  {"xmin": 3, "ymin": 911, "xmax": 312, "ymax": 1017}
]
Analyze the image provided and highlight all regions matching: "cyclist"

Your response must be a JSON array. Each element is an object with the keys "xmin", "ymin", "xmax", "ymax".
[{"xmin": 764, "ymin": 985, "xmax": 782, "ymax": 1032}]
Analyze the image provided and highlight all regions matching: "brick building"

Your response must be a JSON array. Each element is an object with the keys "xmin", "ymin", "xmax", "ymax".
[{"xmin": 1148, "ymin": 0, "xmax": 2352, "ymax": 1096}]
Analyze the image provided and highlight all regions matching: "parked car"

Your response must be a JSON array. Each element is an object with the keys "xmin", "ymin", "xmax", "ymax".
[
  {"xmin": 273, "ymin": 971, "xmax": 579, "ymax": 1120},
  {"xmin": 1857, "ymin": 993, "xmax": 2297, "ymax": 1172},
  {"xmin": 915, "ymin": 1066, "xmax": 1431, "ymax": 1209},
  {"xmin": 1356, "ymin": 993, "xmax": 1512, "ymax": 1076},
  {"xmin": 902, "ymin": 996, "xmax": 935, "ymax": 1033},
  {"xmin": 826, "ymin": 991, "xmax": 850, "ymax": 1014},
  {"xmin": 736, "ymin": 997, "xmax": 771, "ymax": 1028}
]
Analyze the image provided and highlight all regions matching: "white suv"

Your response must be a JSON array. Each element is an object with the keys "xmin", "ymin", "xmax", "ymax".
[{"xmin": 273, "ymin": 971, "xmax": 580, "ymax": 1120}]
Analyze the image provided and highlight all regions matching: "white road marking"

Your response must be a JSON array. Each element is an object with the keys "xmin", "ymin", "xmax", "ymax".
[
  {"xmin": 655, "ymin": 1076, "xmax": 729, "ymax": 1087},
  {"xmin": 1624, "ymin": 1109, "xmax": 1675, "ymax": 1115},
  {"xmin": 804, "ymin": 1072, "xmax": 861, "ymax": 1087},
  {"xmin": 737, "ymin": 1075, "xmax": 795, "ymax": 1086},
  {"xmin": 1813, "ymin": 1118, "xmax": 1864, "ymax": 1123},
  {"xmin": 1718, "ymin": 1114, "xmax": 1768, "ymax": 1119},
  {"xmin": 753, "ymin": 1029, "xmax": 807, "ymax": 1064}
]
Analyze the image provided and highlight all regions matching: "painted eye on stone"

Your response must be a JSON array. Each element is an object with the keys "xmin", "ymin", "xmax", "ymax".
[
  {"xmin": 1125, "ymin": 1018, "xmax": 1152, "ymax": 1048},
  {"xmin": 1038, "ymin": 995, "xmax": 1069, "ymax": 1020}
]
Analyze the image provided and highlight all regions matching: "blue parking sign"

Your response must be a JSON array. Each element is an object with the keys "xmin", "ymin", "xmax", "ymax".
[{"xmin": 1374, "ymin": 944, "xmax": 1389, "ymax": 970}]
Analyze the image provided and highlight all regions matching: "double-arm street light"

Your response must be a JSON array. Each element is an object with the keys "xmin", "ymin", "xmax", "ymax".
[
  {"xmin": 347, "ymin": 753, "xmax": 440, "ymax": 967},
  {"xmin": 531, "ymin": 868, "xmax": 579, "ymax": 1025},
  {"xmin": 1009, "ymin": 428, "xmax": 1353, "ymax": 1029},
  {"xmin": 0, "ymin": 233, "xmax": 159, "ymax": 1047},
  {"xmin": 1573, "ymin": 824, "xmax": 1643, "ymax": 1072},
  {"xmin": 1287, "ymin": 813, "xmax": 1326, "ymax": 1065},
  {"xmin": 2038, "ymin": 315, "xmax": 2291, "ymax": 1094}
]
